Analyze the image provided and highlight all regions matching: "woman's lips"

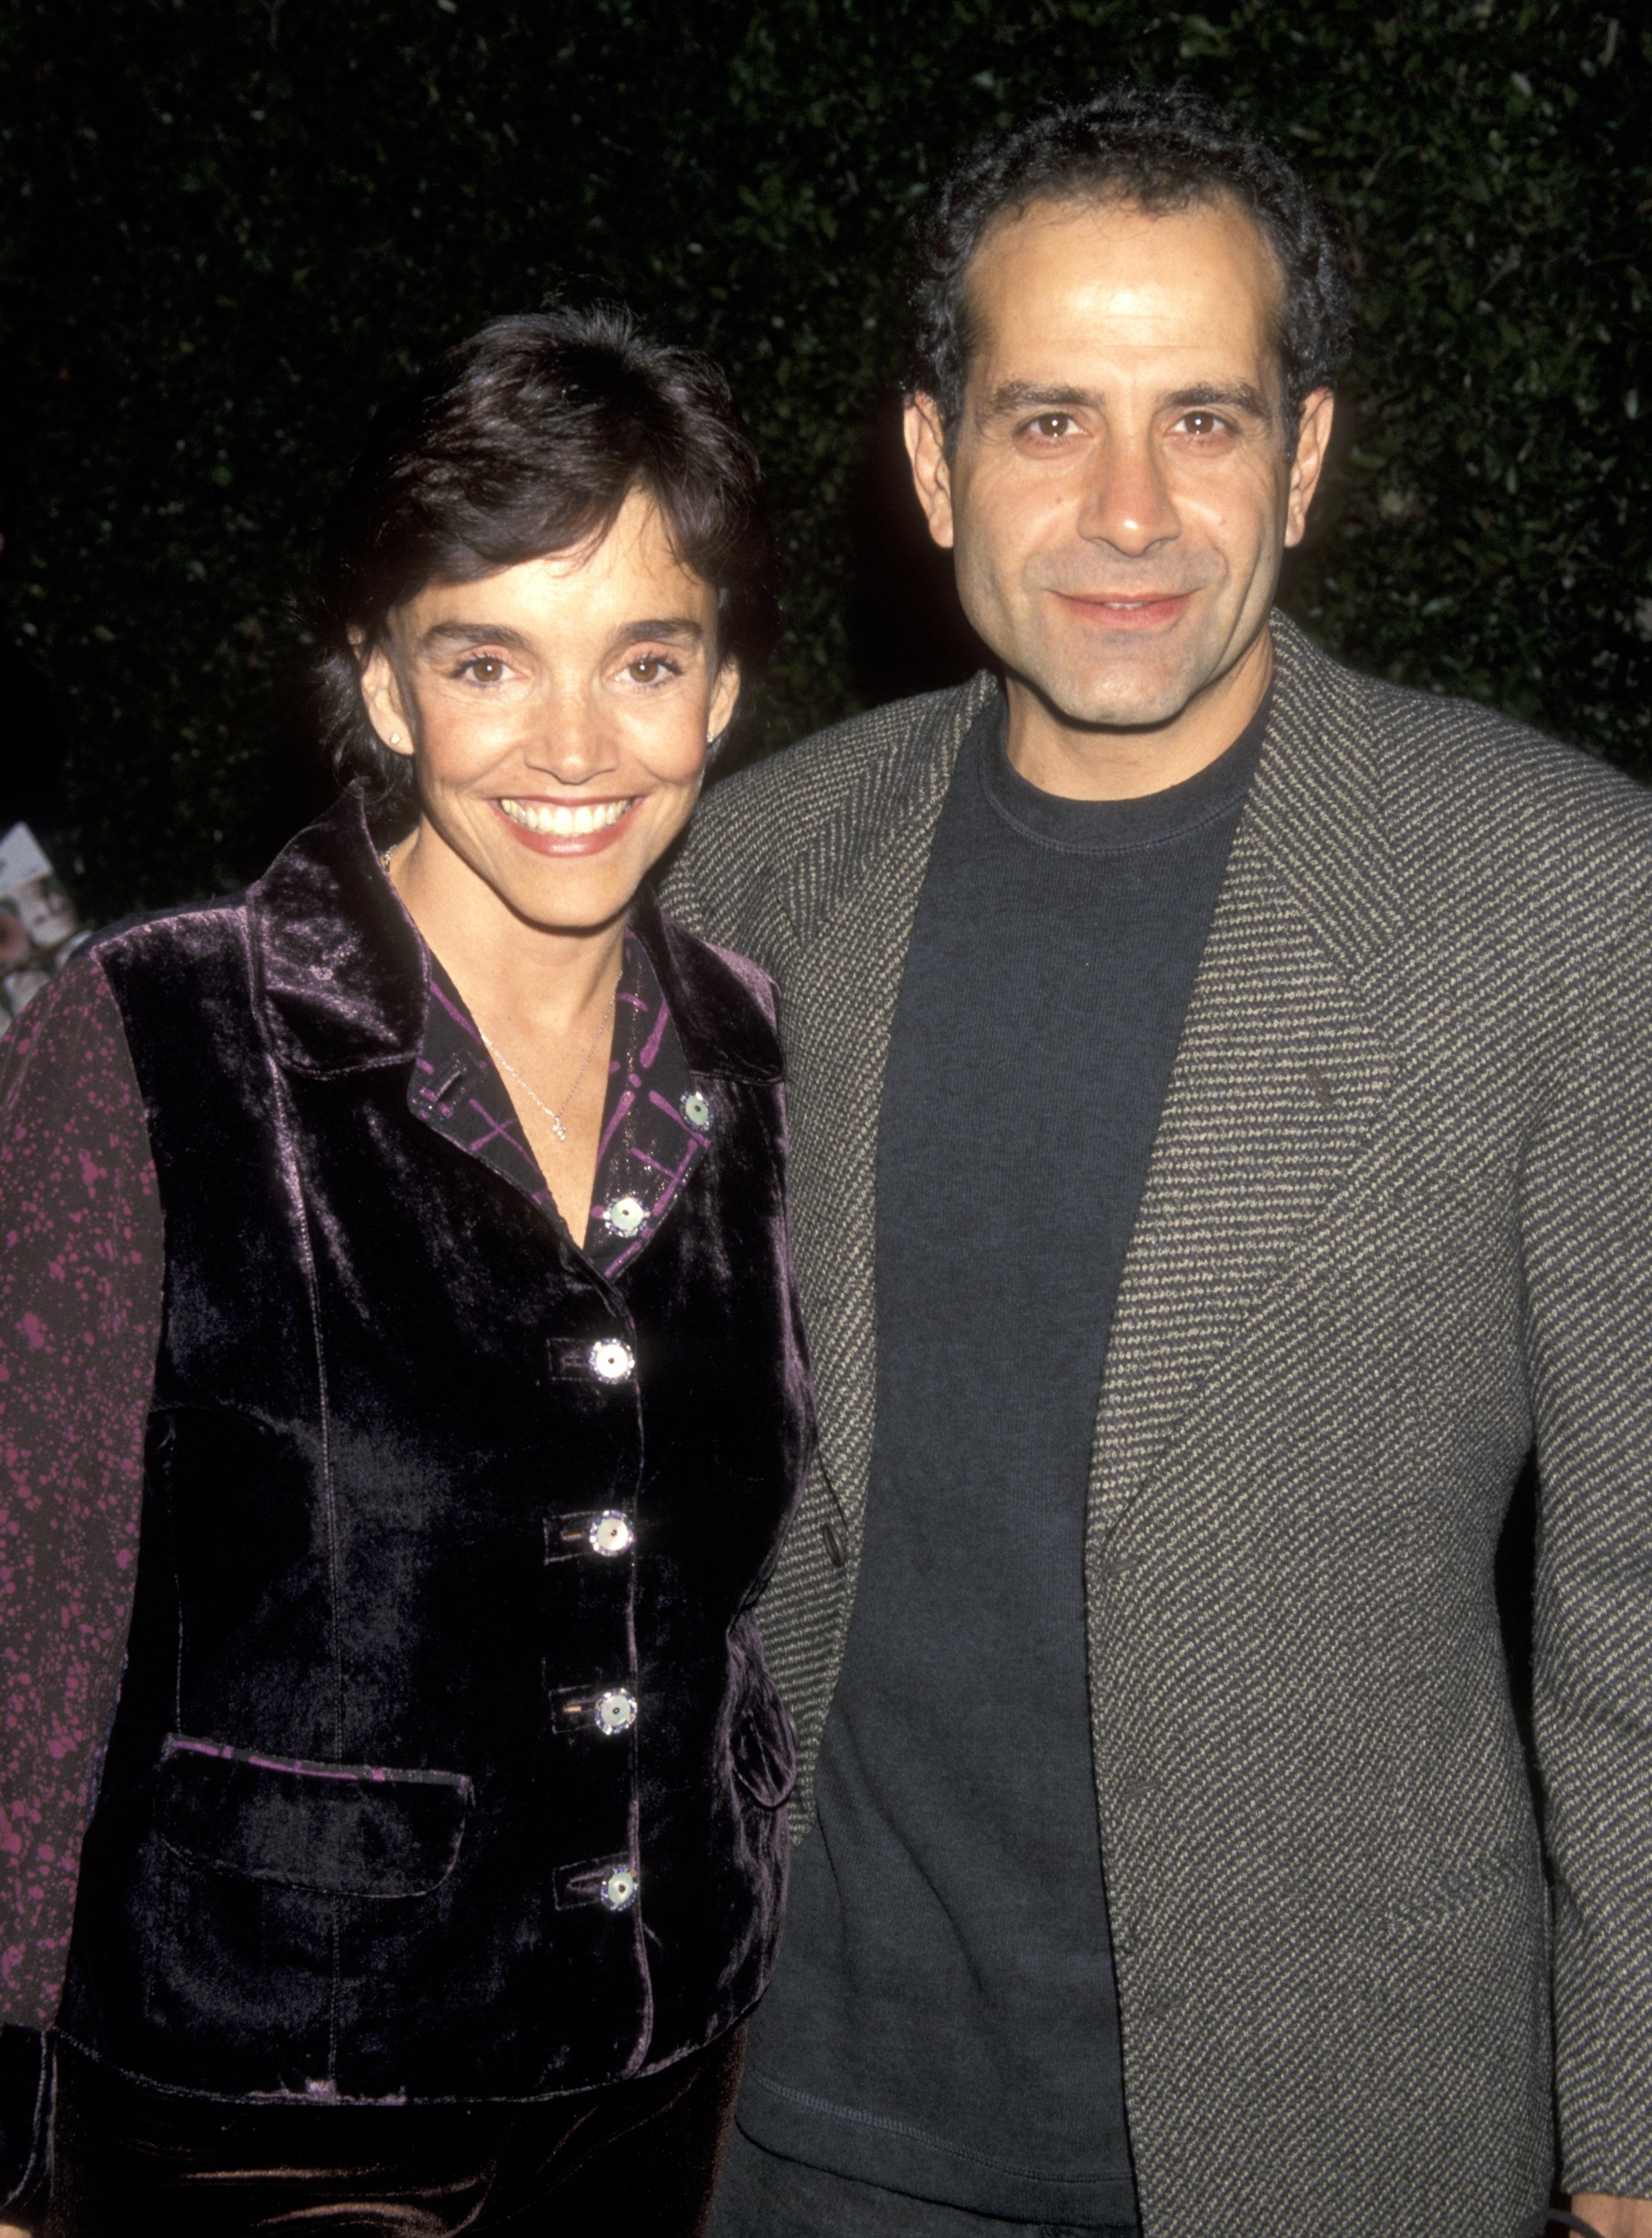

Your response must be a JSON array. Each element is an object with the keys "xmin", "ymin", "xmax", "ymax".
[
  {"xmin": 492, "ymin": 794, "xmax": 640, "ymax": 856},
  {"xmin": 1054, "ymin": 592, "xmax": 1193, "ymax": 630}
]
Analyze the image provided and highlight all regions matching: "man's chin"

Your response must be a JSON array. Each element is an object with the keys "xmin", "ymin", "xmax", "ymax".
[
  {"xmin": 1034, "ymin": 673, "xmax": 1200, "ymax": 733},
  {"xmin": 1015, "ymin": 629, "xmax": 1229, "ymax": 733}
]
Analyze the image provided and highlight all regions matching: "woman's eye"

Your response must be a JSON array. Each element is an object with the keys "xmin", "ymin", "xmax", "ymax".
[
  {"xmin": 457, "ymin": 654, "xmax": 509, "ymax": 684},
  {"xmin": 625, "ymin": 655, "xmax": 681, "ymax": 684}
]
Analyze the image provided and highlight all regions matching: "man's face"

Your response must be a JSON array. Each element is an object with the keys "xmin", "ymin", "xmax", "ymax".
[{"xmin": 907, "ymin": 194, "xmax": 1331, "ymax": 733}]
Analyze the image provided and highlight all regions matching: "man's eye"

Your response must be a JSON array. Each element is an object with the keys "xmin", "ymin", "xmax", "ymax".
[
  {"xmin": 1026, "ymin": 413, "xmax": 1076, "ymax": 442},
  {"xmin": 1178, "ymin": 412, "xmax": 1228, "ymax": 438}
]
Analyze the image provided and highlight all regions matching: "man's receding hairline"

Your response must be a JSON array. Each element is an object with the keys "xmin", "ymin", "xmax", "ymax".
[{"xmin": 939, "ymin": 181, "xmax": 1292, "ymax": 418}]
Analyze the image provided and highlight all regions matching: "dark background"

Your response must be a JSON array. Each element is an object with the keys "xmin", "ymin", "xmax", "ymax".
[{"xmin": 0, "ymin": 0, "xmax": 1647, "ymax": 920}]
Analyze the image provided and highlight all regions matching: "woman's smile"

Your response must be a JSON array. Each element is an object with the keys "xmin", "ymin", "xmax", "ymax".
[{"xmin": 494, "ymin": 794, "xmax": 640, "ymax": 850}]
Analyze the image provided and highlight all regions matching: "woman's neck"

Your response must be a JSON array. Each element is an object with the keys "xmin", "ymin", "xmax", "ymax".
[
  {"xmin": 386, "ymin": 815, "xmax": 625, "ymax": 1035},
  {"xmin": 384, "ymin": 814, "xmax": 628, "ymax": 1241}
]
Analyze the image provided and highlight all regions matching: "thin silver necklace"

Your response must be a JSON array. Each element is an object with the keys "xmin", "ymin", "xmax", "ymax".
[
  {"xmin": 383, "ymin": 847, "xmax": 617, "ymax": 1144},
  {"xmin": 474, "ymin": 996, "xmax": 616, "ymax": 1144}
]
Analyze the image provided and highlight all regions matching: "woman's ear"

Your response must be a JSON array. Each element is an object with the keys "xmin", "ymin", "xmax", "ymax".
[
  {"xmin": 706, "ymin": 657, "xmax": 741, "ymax": 753},
  {"xmin": 356, "ymin": 636, "xmax": 415, "ymax": 759}
]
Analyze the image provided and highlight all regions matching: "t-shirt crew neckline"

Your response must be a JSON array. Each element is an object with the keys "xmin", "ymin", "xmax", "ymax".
[{"xmin": 979, "ymin": 688, "xmax": 1272, "ymax": 856}]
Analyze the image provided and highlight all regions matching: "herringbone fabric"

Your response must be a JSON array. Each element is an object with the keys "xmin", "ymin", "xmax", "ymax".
[{"xmin": 662, "ymin": 615, "xmax": 1652, "ymax": 2237}]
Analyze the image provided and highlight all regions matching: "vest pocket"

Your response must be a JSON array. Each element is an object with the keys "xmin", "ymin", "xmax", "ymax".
[
  {"xmin": 728, "ymin": 1623, "xmax": 797, "ymax": 1810},
  {"xmin": 155, "ymin": 1735, "xmax": 469, "ymax": 1899}
]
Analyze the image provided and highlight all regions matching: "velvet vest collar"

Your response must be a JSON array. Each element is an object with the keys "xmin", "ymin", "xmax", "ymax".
[{"xmin": 251, "ymin": 787, "xmax": 780, "ymax": 1090}]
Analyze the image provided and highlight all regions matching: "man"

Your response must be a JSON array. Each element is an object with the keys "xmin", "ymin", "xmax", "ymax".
[{"xmin": 665, "ymin": 88, "xmax": 1652, "ymax": 2238}]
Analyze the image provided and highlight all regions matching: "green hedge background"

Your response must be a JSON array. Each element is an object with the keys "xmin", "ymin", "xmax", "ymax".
[{"xmin": 1, "ymin": 0, "xmax": 1647, "ymax": 918}]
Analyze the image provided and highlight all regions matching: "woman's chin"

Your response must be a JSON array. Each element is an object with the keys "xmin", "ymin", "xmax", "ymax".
[{"xmin": 492, "ymin": 853, "xmax": 647, "ymax": 938}]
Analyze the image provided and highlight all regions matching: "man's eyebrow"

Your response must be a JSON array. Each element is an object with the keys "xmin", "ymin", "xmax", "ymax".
[
  {"xmin": 979, "ymin": 378, "xmax": 1275, "ymax": 422},
  {"xmin": 1164, "ymin": 381, "xmax": 1274, "ymax": 421},
  {"xmin": 981, "ymin": 380, "xmax": 1104, "ymax": 419}
]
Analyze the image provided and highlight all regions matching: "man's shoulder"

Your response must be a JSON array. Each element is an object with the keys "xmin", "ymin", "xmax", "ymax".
[
  {"xmin": 1291, "ymin": 632, "xmax": 1652, "ymax": 943},
  {"xmin": 1376, "ymin": 676, "xmax": 1649, "ymax": 914},
  {"xmin": 1357, "ymin": 665, "xmax": 1646, "ymax": 825},
  {"xmin": 665, "ymin": 675, "xmax": 991, "ymax": 951},
  {"xmin": 703, "ymin": 676, "xmax": 984, "ymax": 837}
]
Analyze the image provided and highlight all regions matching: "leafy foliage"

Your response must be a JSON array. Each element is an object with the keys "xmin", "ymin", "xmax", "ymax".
[{"xmin": 1, "ymin": 0, "xmax": 1647, "ymax": 914}]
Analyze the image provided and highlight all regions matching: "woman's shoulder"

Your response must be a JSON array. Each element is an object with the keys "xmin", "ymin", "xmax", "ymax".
[
  {"xmin": 2, "ymin": 890, "xmax": 257, "ymax": 1140},
  {"xmin": 0, "ymin": 945, "xmax": 136, "ymax": 1120},
  {"xmin": 89, "ymin": 891, "xmax": 249, "ymax": 988},
  {"xmin": 687, "ymin": 928, "xmax": 778, "ymax": 1031},
  {"xmin": 648, "ymin": 906, "xmax": 782, "ymax": 1081},
  {"xmin": 0, "ymin": 948, "xmax": 158, "ymax": 1261}
]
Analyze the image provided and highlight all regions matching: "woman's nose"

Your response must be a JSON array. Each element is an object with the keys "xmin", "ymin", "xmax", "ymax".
[{"xmin": 518, "ymin": 695, "xmax": 620, "ymax": 781}]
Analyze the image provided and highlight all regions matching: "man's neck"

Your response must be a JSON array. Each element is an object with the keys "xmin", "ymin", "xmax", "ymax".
[{"xmin": 1003, "ymin": 627, "xmax": 1274, "ymax": 802}]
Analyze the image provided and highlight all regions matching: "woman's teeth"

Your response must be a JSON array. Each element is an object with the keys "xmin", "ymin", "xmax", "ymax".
[{"xmin": 498, "ymin": 797, "xmax": 635, "ymax": 837}]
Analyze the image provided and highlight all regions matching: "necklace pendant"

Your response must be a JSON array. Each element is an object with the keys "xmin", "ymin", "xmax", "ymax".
[{"xmin": 550, "ymin": 1115, "xmax": 568, "ymax": 1144}]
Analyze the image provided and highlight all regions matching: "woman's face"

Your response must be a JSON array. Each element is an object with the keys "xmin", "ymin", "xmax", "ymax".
[{"xmin": 360, "ymin": 486, "xmax": 738, "ymax": 934}]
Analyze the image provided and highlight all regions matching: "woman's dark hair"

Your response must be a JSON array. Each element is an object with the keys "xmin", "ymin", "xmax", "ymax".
[
  {"xmin": 908, "ymin": 86, "xmax": 1354, "ymax": 448},
  {"xmin": 312, "ymin": 302, "xmax": 775, "ymax": 809}
]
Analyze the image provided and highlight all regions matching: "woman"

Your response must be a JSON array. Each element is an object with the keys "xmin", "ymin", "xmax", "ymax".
[{"xmin": 0, "ymin": 305, "xmax": 810, "ymax": 2235}]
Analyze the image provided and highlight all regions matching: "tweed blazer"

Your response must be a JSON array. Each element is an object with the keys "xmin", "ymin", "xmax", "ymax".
[{"xmin": 661, "ymin": 614, "xmax": 1652, "ymax": 2237}]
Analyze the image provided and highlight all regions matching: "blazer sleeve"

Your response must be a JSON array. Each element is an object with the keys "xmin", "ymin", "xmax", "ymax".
[
  {"xmin": 1521, "ymin": 880, "xmax": 1652, "ymax": 2198},
  {"xmin": 656, "ymin": 821, "xmax": 717, "ymax": 943},
  {"xmin": 0, "ymin": 957, "xmax": 162, "ymax": 2211},
  {"xmin": 658, "ymin": 771, "xmax": 777, "ymax": 960}
]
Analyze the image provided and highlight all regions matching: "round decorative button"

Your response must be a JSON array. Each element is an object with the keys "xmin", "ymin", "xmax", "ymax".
[
  {"xmin": 587, "ymin": 1338, "xmax": 635, "ymax": 1383},
  {"xmin": 588, "ymin": 1511, "xmax": 634, "ymax": 1557},
  {"xmin": 603, "ymin": 1195, "xmax": 647, "ymax": 1238},
  {"xmin": 593, "ymin": 1687, "xmax": 638, "ymax": 1736},
  {"xmin": 681, "ymin": 1091, "xmax": 712, "ymax": 1131},
  {"xmin": 600, "ymin": 1866, "xmax": 639, "ymax": 1912}
]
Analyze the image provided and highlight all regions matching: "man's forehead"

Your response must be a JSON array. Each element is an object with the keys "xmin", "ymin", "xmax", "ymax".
[{"xmin": 964, "ymin": 191, "xmax": 1283, "ymax": 372}]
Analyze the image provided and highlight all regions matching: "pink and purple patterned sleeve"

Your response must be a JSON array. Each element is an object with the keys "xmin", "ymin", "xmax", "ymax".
[{"xmin": 0, "ymin": 956, "xmax": 161, "ymax": 2031}]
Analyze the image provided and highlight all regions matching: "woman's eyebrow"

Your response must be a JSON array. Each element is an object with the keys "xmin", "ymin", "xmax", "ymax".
[
  {"xmin": 415, "ymin": 617, "xmax": 706, "ymax": 654},
  {"xmin": 416, "ymin": 620, "xmax": 537, "ymax": 654},
  {"xmin": 612, "ymin": 617, "xmax": 706, "ymax": 646}
]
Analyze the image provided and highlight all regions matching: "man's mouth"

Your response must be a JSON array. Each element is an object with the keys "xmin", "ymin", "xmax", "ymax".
[
  {"xmin": 1055, "ymin": 592, "xmax": 1193, "ymax": 628},
  {"xmin": 497, "ymin": 796, "xmax": 638, "ymax": 838}
]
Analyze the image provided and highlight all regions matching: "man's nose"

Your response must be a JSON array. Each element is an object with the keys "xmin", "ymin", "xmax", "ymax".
[{"xmin": 1075, "ymin": 429, "xmax": 1179, "ymax": 557}]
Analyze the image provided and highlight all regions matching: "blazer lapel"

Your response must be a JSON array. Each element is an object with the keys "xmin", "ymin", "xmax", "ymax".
[
  {"xmin": 1086, "ymin": 618, "xmax": 1406, "ymax": 1543},
  {"xmin": 784, "ymin": 674, "xmax": 998, "ymax": 1546}
]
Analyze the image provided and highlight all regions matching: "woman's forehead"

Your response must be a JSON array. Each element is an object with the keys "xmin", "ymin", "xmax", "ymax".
[{"xmin": 397, "ymin": 491, "xmax": 716, "ymax": 647}]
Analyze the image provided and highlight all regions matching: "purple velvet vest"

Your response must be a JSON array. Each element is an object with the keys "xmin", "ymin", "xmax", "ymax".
[{"xmin": 59, "ymin": 795, "xmax": 809, "ymax": 2105}]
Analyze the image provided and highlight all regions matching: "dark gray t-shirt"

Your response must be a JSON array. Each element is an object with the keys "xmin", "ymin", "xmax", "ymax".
[{"xmin": 738, "ymin": 692, "xmax": 1266, "ymax": 2226}]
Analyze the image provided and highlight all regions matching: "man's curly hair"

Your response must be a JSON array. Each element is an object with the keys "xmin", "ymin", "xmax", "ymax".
[{"xmin": 907, "ymin": 86, "xmax": 1354, "ymax": 449}]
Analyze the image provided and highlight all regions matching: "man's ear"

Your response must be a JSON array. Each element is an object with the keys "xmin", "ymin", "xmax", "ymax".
[
  {"xmin": 357, "ymin": 636, "xmax": 415, "ymax": 758},
  {"xmin": 903, "ymin": 393, "xmax": 957, "ymax": 551},
  {"xmin": 1284, "ymin": 389, "xmax": 1336, "ymax": 549}
]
